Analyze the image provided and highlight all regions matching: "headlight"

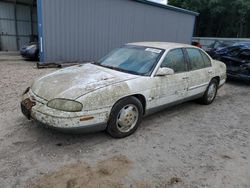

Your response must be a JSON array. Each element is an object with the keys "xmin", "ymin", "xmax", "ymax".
[{"xmin": 47, "ymin": 99, "xmax": 83, "ymax": 112}]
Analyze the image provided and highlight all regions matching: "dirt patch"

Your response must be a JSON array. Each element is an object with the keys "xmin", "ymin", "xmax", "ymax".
[
  {"xmin": 27, "ymin": 155, "xmax": 132, "ymax": 188},
  {"xmin": 133, "ymin": 182, "xmax": 151, "ymax": 188}
]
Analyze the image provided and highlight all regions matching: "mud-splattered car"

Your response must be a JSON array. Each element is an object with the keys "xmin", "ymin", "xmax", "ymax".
[{"xmin": 21, "ymin": 42, "xmax": 226, "ymax": 138}]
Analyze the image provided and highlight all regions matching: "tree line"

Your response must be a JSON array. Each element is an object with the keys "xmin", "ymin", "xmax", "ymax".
[{"xmin": 168, "ymin": 0, "xmax": 250, "ymax": 38}]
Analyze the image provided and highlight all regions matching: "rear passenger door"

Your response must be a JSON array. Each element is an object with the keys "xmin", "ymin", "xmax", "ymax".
[{"xmin": 184, "ymin": 48, "xmax": 214, "ymax": 97}]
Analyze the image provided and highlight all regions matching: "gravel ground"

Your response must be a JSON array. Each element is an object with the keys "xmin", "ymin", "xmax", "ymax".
[{"xmin": 0, "ymin": 56, "xmax": 249, "ymax": 188}]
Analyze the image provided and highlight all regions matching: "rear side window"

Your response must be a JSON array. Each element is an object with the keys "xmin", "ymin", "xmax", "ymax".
[
  {"xmin": 186, "ymin": 48, "xmax": 205, "ymax": 70},
  {"xmin": 161, "ymin": 49, "xmax": 187, "ymax": 73},
  {"xmin": 200, "ymin": 51, "xmax": 211, "ymax": 67}
]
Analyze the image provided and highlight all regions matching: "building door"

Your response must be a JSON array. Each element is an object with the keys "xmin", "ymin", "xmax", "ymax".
[{"xmin": 0, "ymin": 0, "xmax": 37, "ymax": 51}]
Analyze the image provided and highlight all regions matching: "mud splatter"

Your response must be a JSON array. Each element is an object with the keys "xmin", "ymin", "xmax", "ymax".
[{"xmin": 27, "ymin": 155, "xmax": 132, "ymax": 188}]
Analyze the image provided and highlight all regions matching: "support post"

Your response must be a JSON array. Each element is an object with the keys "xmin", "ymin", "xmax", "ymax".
[{"xmin": 14, "ymin": 0, "xmax": 19, "ymax": 50}]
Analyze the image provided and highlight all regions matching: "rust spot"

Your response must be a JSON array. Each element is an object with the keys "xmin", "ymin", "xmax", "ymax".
[{"xmin": 22, "ymin": 98, "xmax": 36, "ymax": 110}]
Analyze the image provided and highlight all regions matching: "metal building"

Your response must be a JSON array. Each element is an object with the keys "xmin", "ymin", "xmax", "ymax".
[
  {"xmin": 0, "ymin": 0, "xmax": 37, "ymax": 51},
  {"xmin": 0, "ymin": 0, "xmax": 198, "ymax": 64}
]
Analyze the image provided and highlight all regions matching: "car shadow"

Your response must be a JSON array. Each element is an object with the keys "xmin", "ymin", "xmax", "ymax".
[
  {"xmin": 226, "ymin": 78, "xmax": 250, "ymax": 86},
  {"xmin": 16, "ymin": 118, "xmax": 110, "ymax": 150}
]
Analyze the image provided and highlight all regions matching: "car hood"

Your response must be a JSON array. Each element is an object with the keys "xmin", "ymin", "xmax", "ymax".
[{"xmin": 31, "ymin": 63, "xmax": 138, "ymax": 101}]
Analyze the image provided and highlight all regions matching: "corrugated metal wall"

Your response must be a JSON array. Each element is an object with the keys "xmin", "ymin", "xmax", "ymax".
[
  {"xmin": 0, "ymin": 1, "xmax": 37, "ymax": 51},
  {"xmin": 0, "ymin": 2, "xmax": 16, "ymax": 51},
  {"xmin": 41, "ymin": 0, "xmax": 196, "ymax": 62}
]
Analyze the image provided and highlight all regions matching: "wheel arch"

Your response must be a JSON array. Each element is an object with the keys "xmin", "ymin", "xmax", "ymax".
[
  {"xmin": 212, "ymin": 76, "xmax": 220, "ymax": 84},
  {"xmin": 112, "ymin": 94, "xmax": 147, "ymax": 115}
]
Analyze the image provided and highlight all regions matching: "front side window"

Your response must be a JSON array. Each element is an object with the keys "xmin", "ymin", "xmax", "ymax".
[
  {"xmin": 161, "ymin": 49, "xmax": 187, "ymax": 73},
  {"xmin": 95, "ymin": 46, "xmax": 164, "ymax": 76},
  {"xmin": 186, "ymin": 48, "xmax": 205, "ymax": 70}
]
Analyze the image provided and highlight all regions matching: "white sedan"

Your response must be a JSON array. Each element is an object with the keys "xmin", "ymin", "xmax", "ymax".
[{"xmin": 21, "ymin": 42, "xmax": 226, "ymax": 138}]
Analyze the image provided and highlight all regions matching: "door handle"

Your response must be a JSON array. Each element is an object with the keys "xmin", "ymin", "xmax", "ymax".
[{"xmin": 182, "ymin": 77, "xmax": 189, "ymax": 80}]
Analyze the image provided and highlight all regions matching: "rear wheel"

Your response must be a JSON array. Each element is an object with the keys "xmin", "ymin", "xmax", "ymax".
[
  {"xmin": 106, "ymin": 97, "xmax": 143, "ymax": 138},
  {"xmin": 200, "ymin": 79, "xmax": 219, "ymax": 105}
]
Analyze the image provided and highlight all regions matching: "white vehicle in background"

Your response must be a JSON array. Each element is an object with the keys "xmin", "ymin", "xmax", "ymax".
[{"xmin": 21, "ymin": 42, "xmax": 226, "ymax": 138}]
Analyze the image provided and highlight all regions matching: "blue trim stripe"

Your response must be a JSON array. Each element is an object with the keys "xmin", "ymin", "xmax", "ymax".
[{"xmin": 37, "ymin": 0, "xmax": 45, "ymax": 63}]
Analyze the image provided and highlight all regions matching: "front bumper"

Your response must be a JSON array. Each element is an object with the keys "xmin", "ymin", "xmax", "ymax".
[{"xmin": 21, "ymin": 91, "xmax": 109, "ymax": 133}]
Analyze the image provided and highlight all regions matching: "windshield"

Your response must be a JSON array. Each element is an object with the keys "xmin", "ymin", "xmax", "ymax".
[{"xmin": 94, "ymin": 46, "xmax": 164, "ymax": 76}]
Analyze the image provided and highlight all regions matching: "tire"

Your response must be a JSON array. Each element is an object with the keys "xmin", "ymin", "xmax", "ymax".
[
  {"xmin": 106, "ymin": 96, "xmax": 143, "ymax": 138},
  {"xmin": 200, "ymin": 78, "xmax": 219, "ymax": 105}
]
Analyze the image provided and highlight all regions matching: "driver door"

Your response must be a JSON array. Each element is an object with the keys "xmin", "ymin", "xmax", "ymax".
[{"xmin": 154, "ymin": 48, "xmax": 189, "ymax": 106}]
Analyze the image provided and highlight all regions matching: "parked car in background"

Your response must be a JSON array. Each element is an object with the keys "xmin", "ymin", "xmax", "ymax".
[
  {"xmin": 21, "ymin": 42, "xmax": 226, "ymax": 138},
  {"xmin": 206, "ymin": 40, "xmax": 235, "ymax": 58},
  {"xmin": 20, "ymin": 42, "xmax": 39, "ymax": 60},
  {"xmin": 218, "ymin": 47, "xmax": 250, "ymax": 83},
  {"xmin": 207, "ymin": 41, "xmax": 250, "ymax": 59},
  {"xmin": 192, "ymin": 41, "xmax": 202, "ymax": 48},
  {"xmin": 211, "ymin": 45, "xmax": 246, "ymax": 60}
]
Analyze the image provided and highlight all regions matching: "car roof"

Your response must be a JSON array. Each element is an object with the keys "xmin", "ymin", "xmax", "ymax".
[
  {"xmin": 127, "ymin": 42, "xmax": 195, "ymax": 50},
  {"xmin": 233, "ymin": 42, "xmax": 250, "ymax": 48}
]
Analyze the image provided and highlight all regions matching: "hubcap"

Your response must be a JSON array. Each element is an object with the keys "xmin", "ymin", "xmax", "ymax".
[
  {"xmin": 207, "ymin": 83, "xmax": 217, "ymax": 101},
  {"xmin": 116, "ymin": 104, "xmax": 139, "ymax": 133}
]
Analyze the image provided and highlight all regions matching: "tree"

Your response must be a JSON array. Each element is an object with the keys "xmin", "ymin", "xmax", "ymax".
[{"xmin": 168, "ymin": 0, "xmax": 250, "ymax": 38}]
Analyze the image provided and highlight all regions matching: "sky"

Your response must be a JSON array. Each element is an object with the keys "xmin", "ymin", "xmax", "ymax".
[{"xmin": 147, "ymin": 0, "xmax": 168, "ymax": 5}]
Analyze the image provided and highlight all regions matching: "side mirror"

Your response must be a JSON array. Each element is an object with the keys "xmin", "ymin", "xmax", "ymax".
[{"xmin": 156, "ymin": 67, "xmax": 174, "ymax": 76}]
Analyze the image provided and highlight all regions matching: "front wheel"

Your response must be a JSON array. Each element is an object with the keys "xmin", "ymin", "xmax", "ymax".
[
  {"xmin": 106, "ymin": 97, "xmax": 143, "ymax": 138},
  {"xmin": 200, "ymin": 79, "xmax": 219, "ymax": 105}
]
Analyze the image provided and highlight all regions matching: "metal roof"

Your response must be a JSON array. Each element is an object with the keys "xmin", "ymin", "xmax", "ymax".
[{"xmin": 133, "ymin": 0, "xmax": 199, "ymax": 16}]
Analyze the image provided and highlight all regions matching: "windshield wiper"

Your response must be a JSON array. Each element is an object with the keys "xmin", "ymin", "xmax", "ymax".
[
  {"xmin": 93, "ymin": 63, "xmax": 143, "ymax": 76},
  {"xmin": 107, "ymin": 66, "xmax": 143, "ymax": 76}
]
